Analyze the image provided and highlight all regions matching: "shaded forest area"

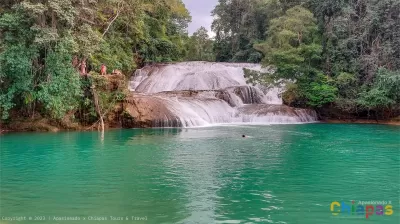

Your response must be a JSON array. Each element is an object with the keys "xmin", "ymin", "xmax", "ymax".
[
  {"xmin": 1, "ymin": 0, "xmax": 399, "ymax": 130},
  {"xmin": 0, "ymin": 0, "xmax": 196, "ymax": 129},
  {"xmin": 212, "ymin": 0, "xmax": 400, "ymax": 120}
]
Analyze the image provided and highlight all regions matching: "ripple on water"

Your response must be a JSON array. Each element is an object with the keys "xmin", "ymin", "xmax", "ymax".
[{"xmin": 0, "ymin": 124, "xmax": 399, "ymax": 224}]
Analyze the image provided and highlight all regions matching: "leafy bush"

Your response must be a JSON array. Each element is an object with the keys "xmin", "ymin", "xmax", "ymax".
[
  {"xmin": 304, "ymin": 80, "xmax": 338, "ymax": 108},
  {"xmin": 36, "ymin": 40, "xmax": 82, "ymax": 119},
  {"xmin": 357, "ymin": 68, "xmax": 400, "ymax": 111}
]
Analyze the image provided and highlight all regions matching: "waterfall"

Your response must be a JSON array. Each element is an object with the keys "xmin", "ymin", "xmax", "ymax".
[
  {"xmin": 131, "ymin": 62, "xmax": 265, "ymax": 93},
  {"xmin": 127, "ymin": 62, "xmax": 318, "ymax": 128}
]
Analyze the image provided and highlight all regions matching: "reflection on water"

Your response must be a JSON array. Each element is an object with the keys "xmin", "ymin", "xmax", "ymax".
[{"xmin": 0, "ymin": 124, "xmax": 399, "ymax": 224}]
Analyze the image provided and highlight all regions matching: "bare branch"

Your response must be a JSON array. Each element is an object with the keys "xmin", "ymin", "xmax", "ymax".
[{"xmin": 102, "ymin": 1, "xmax": 123, "ymax": 37}]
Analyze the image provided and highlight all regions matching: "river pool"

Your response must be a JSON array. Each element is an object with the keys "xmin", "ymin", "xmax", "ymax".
[{"xmin": 0, "ymin": 124, "xmax": 399, "ymax": 223}]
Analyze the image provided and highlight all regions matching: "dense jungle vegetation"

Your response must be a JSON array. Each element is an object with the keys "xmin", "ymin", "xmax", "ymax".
[
  {"xmin": 212, "ymin": 0, "xmax": 400, "ymax": 119},
  {"xmin": 0, "ymin": 0, "xmax": 194, "ymax": 125}
]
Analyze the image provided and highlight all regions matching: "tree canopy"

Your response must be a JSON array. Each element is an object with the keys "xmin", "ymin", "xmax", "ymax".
[
  {"xmin": 213, "ymin": 0, "xmax": 399, "ymax": 117},
  {"xmin": 0, "ymin": 0, "xmax": 194, "ymax": 121}
]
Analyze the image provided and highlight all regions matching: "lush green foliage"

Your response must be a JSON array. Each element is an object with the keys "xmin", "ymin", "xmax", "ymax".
[
  {"xmin": 0, "ymin": 0, "xmax": 193, "ymax": 122},
  {"xmin": 253, "ymin": 6, "xmax": 337, "ymax": 108},
  {"xmin": 312, "ymin": 0, "xmax": 400, "ymax": 115},
  {"xmin": 36, "ymin": 40, "xmax": 82, "ymax": 119},
  {"xmin": 215, "ymin": 0, "xmax": 399, "ymax": 117},
  {"xmin": 358, "ymin": 69, "xmax": 400, "ymax": 113},
  {"xmin": 185, "ymin": 27, "xmax": 215, "ymax": 61},
  {"xmin": 254, "ymin": 6, "xmax": 322, "ymax": 78},
  {"xmin": 212, "ymin": 0, "xmax": 270, "ymax": 62}
]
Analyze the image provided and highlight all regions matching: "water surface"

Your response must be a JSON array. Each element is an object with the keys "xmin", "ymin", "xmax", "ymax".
[{"xmin": 0, "ymin": 124, "xmax": 399, "ymax": 223}]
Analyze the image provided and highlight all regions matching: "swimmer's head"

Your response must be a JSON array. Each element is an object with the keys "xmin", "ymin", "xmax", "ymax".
[{"xmin": 242, "ymin": 135, "xmax": 246, "ymax": 138}]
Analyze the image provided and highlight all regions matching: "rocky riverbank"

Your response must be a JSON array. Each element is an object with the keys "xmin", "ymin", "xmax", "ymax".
[{"xmin": 325, "ymin": 118, "xmax": 400, "ymax": 126}]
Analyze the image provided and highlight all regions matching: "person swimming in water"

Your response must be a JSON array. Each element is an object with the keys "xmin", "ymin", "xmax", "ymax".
[{"xmin": 242, "ymin": 135, "xmax": 246, "ymax": 138}]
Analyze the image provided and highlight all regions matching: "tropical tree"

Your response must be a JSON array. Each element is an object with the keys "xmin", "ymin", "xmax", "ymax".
[
  {"xmin": 0, "ymin": 0, "xmax": 192, "ymax": 122},
  {"xmin": 253, "ymin": 6, "xmax": 337, "ymax": 107},
  {"xmin": 186, "ymin": 27, "xmax": 215, "ymax": 61}
]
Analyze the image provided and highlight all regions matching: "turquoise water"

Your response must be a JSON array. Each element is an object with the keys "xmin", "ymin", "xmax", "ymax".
[{"xmin": 0, "ymin": 124, "xmax": 399, "ymax": 224}]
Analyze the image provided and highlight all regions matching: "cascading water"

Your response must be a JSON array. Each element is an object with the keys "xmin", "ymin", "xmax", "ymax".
[{"xmin": 127, "ymin": 62, "xmax": 318, "ymax": 127}]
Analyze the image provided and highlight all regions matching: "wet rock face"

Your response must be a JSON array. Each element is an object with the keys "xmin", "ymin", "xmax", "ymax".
[
  {"xmin": 221, "ymin": 86, "xmax": 265, "ymax": 106},
  {"xmin": 123, "ymin": 95, "xmax": 180, "ymax": 128},
  {"xmin": 123, "ymin": 62, "xmax": 318, "ymax": 128},
  {"xmin": 122, "ymin": 92, "xmax": 235, "ymax": 128},
  {"xmin": 237, "ymin": 105, "xmax": 318, "ymax": 123},
  {"xmin": 122, "ymin": 93, "xmax": 317, "ymax": 128}
]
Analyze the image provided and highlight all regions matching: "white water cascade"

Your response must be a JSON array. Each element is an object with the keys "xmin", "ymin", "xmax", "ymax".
[{"xmin": 128, "ymin": 62, "xmax": 318, "ymax": 127}]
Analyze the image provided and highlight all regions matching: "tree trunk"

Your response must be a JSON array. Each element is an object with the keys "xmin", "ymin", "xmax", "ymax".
[
  {"xmin": 51, "ymin": 10, "xmax": 56, "ymax": 29},
  {"xmin": 91, "ymin": 86, "xmax": 104, "ymax": 132},
  {"xmin": 80, "ymin": 58, "xmax": 87, "ymax": 75}
]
